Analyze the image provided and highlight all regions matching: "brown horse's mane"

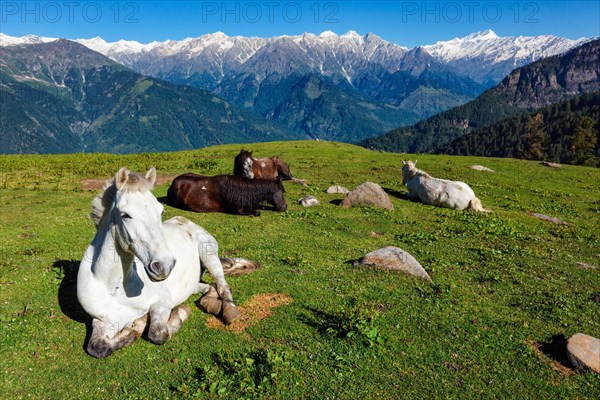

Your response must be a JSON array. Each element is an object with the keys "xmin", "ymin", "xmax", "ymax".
[
  {"xmin": 233, "ymin": 149, "xmax": 292, "ymax": 180},
  {"xmin": 90, "ymin": 172, "xmax": 153, "ymax": 227}
]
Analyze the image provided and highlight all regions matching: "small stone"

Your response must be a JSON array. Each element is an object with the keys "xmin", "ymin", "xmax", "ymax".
[
  {"xmin": 541, "ymin": 161, "xmax": 562, "ymax": 168},
  {"xmin": 528, "ymin": 212, "xmax": 567, "ymax": 225},
  {"xmin": 574, "ymin": 262, "xmax": 597, "ymax": 269},
  {"xmin": 327, "ymin": 185, "xmax": 349, "ymax": 194},
  {"xmin": 567, "ymin": 333, "xmax": 600, "ymax": 373},
  {"xmin": 470, "ymin": 165, "xmax": 494, "ymax": 172},
  {"xmin": 353, "ymin": 246, "xmax": 432, "ymax": 282},
  {"xmin": 298, "ymin": 195, "xmax": 319, "ymax": 207}
]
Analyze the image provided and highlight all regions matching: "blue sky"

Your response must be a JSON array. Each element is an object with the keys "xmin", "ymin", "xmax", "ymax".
[{"xmin": 2, "ymin": 1, "xmax": 599, "ymax": 47}]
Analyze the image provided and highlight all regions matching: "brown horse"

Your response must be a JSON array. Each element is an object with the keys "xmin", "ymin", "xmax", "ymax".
[
  {"xmin": 167, "ymin": 174, "xmax": 287, "ymax": 216},
  {"xmin": 233, "ymin": 149, "xmax": 293, "ymax": 180}
]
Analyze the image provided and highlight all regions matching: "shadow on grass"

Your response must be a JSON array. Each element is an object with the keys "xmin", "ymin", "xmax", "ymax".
[
  {"xmin": 298, "ymin": 306, "xmax": 348, "ymax": 339},
  {"xmin": 54, "ymin": 260, "xmax": 93, "ymax": 352},
  {"xmin": 383, "ymin": 187, "xmax": 417, "ymax": 202},
  {"xmin": 538, "ymin": 334, "xmax": 574, "ymax": 369}
]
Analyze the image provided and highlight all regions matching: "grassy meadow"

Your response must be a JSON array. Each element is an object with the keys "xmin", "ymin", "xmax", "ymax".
[{"xmin": 0, "ymin": 141, "xmax": 599, "ymax": 399}]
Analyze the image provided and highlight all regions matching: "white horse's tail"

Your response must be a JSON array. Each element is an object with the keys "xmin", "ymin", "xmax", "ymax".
[
  {"xmin": 220, "ymin": 258, "xmax": 261, "ymax": 276},
  {"xmin": 468, "ymin": 197, "xmax": 491, "ymax": 213}
]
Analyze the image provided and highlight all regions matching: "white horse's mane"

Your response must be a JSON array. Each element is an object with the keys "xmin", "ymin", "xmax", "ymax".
[
  {"xmin": 90, "ymin": 172, "xmax": 153, "ymax": 227},
  {"xmin": 403, "ymin": 161, "xmax": 431, "ymax": 181}
]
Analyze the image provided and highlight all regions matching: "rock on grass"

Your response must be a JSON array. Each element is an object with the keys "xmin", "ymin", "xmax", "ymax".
[
  {"xmin": 298, "ymin": 195, "xmax": 320, "ymax": 207},
  {"xmin": 341, "ymin": 182, "xmax": 393, "ymax": 210},
  {"xmin": 567, "ymin": 333, "xmax": 600, "ymax": 374},
  {"xmin": 353, "ymin": 246, "xmax": 432, "ymax": 282}
]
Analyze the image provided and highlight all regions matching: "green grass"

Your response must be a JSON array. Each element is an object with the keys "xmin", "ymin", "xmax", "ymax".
[{"xmin": 1, "ymin": 141, "xmax": 599, "ymax": 399}]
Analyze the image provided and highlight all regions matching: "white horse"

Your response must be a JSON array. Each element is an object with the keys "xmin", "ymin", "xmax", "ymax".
[
  {"xmin": 77, "ymin": 167, "xmax": 258, "ymax": 358},
  {"xmin": 401, "ymin": 160, "xmax": 490, "ymax": 212}
]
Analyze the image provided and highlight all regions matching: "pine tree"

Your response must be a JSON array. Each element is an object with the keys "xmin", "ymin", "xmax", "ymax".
[
  {"xmin": 519, "ymin": 113, "xmax": 548, "ymax": 160},
  {"xmin": 568, "ymin": 116, "xmax": 598, "ymax": 166}
]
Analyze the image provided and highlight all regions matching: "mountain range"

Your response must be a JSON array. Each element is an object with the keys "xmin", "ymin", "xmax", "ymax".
[
  {"xmin": 423, "ymin": 29, "xmax": 589, "ymax": 86},
  {"xmin": 360, "ymin": 39, "xmax": 600, "ymax": 160},
  {"xmin": 0, "ymin": 40, "xmax": 300, "ymax": 154},
  {"xmin": 0, "ymin": 30, "xmax": 593, "ymax": 154},
  {"xmin": 1, "ymin": 30, "xmax": 588, "ymax": 145}
]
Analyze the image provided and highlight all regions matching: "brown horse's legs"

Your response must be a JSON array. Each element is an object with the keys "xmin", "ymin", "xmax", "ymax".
[{"xmin": 86, "ymin": 315, "xmax": 147, "ymax": 358}]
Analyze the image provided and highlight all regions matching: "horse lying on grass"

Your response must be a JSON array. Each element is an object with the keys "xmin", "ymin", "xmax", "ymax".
[
  {"xmin": 78, "ymin": 167, "xmax": 259, "ymax": 358},
  {"xmin": 167, "ymin": 173, "xmax": 287, "ymax": 216},
  {"xmin": 401, "ymin": 160, "xmax": 490, "ymax": 212},
  {"xmin": 233, "ymin": 149, "xmax": 293, "ymax": 180}
]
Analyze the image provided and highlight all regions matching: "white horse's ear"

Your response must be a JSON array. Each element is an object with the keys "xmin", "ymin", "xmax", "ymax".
[
  {"xmin": 116, "ymin": 167, "xmax": 129, "ymax": 191},
  {"xmin": 402, "ymin": 160, "xmax": 406, "ymax": 165},
  {"xmin": 145, "ymin": 167, "xmax": 157, "ymax": 187}
]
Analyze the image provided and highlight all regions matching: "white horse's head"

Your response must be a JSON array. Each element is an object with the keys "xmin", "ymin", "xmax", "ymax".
[
  {"xmin": 402, "ymin": 160, "xmax": 419, "ymax": 185},
  {"xmin": 112, "ymin": 167, "xmax": 176, "ymax": 282}
]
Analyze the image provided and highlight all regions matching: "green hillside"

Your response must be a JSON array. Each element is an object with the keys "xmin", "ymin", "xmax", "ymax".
[
  {"xmin": 439, "ymin": 92, "xmax": 600, "ymax": 166},
  {"xmin": 1, "ymin": 141, "xmax": 599, "ymax": 399},
  {"xmin": 0, "ymin": 40, "xmax": 302, "ymax": 154}
]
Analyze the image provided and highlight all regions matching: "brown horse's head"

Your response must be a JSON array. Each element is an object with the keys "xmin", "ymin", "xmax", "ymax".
[
  {"xmin": 233, "ymin": 150, "xmax": 254, "ymax": 178},
  {"xmin": 274, "ymin": 157, "xmax": 293, "ymax": 180}
]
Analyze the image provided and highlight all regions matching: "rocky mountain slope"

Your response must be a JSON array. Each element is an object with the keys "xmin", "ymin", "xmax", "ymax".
[{"xmin": 0, "ymin": 40, "xmax": 301, "ymax": 154}]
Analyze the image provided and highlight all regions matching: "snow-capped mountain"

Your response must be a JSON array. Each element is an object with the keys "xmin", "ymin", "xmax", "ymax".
[
  {"xmin": 2, "ymin": 30, "xmax": 588, "ymax": 88},
  {"xmin": 74, "ymin": 32, "xmax": 268, "ymax": 87},
  {"xmin": 0, "ymin": 33, "xmax": 57, "ymax": 46},
  {"xmin": 70, "ymin": 30, "xmax": 411, "ymax": 90},
  {"xmin": 423, "ymin": 29, "xmax": 589, "ymax": 85},
  {"xmin": 1, "ymin": 30, "xmax": 589, "ymax": 145}
]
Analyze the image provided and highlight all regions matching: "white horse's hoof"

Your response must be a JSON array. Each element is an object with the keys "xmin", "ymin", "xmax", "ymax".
[
  {"xmin": 198, "ymin": 296, "xmax": 223, "ymax": 316},
  {"xmin": 222, "ymin": 302, "xmax": 241, "ymax": 325}
]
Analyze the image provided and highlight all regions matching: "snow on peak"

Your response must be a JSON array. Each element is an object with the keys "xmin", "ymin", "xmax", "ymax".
[
  {"xmin": 341, "ymin": 30, "xmax": 361, "ymax": 39},
  {"xmin": 0, "ymin": 33, "xmax": 57, "ymax": 46},
  {"xmin": 466, "ymin": 29, "xmax": 499, "ymax": 41},
  {"xmin": 319, "ymin": 30, "xmax": 337, "ymax": 38}
]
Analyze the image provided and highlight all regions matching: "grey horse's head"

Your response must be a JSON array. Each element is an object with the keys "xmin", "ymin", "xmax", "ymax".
[{"xmin": 401, "ymin": 160, "xmax": 418, "ymax": 185}]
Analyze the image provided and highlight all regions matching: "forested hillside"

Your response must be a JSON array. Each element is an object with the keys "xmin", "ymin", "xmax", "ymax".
[{"xmin": 438, "ymin": 92, "xmax": 600, "ymax": 166}]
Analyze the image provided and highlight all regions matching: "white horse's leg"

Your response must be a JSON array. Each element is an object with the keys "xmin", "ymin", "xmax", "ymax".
[
  {"xmin": 468, "ymin": 197, "xmax": 492, "ymax": 213},
  {"xmin": 197, "ymin": 284, "xmax": 223, "ymax": 316},
  {"xmin": 197, "ymin": 239, "xmax": 241, "ymax": 325},
  {"xmin": 147, "ymin": 303, "xmax": 191, "ymax": 345},
  {"xmin": 201, "ymin": 254, "xmax": 241, "ymax": 325},
  {"xmin": 86, "ymin": 316, "xmax": 147, "ymax": 358}
]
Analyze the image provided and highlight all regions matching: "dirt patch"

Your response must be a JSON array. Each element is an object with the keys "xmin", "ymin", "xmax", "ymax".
[
  {"xmin": 526, "ymin": 339, "xmax": 575, "ymax": 376},
  {"xmin": 82, "ymin": 174, "xmax": 176, "ymax": 191},
  {"xmin": 205, "ymin": 293, "xmax": 293, "ymax": 334}
]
